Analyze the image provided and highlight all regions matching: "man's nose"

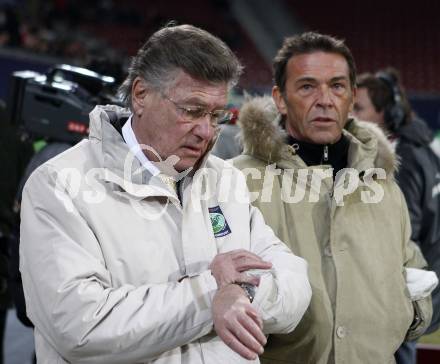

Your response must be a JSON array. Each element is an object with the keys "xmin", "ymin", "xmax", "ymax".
[
  {"xmin": 316, "ymin": 85, "xmax": 333, "ymax": 108},
  {"xmin": 193, "ymin": 116, "xmax": 215, "ymax": 141}
]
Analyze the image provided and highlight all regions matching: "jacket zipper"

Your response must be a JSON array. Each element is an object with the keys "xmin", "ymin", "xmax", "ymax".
[{"xmin": 323, "ymin": 145, "xmax": 329, "ymax": 162}]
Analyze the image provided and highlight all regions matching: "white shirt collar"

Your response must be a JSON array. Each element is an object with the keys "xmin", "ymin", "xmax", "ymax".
[{"xmin": 122, "ymin": 115, "xmax": 160, "ymax": 177}]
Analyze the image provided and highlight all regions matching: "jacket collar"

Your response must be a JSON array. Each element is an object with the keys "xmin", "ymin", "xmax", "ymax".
[
  {"xmin": 87, "ymin": 105, "xmax": 216, "ymax": 199},
  {"xmin": 238, "ymin": 96, "xmax": 398, "ymax": 177}
]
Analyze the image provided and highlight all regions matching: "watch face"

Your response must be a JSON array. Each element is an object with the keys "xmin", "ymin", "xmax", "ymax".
[{"xmin": 239, "ymin": 283, "xmax": 256, "ymax": 302}]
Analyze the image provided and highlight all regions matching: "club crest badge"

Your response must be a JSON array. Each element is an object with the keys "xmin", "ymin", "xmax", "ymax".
[{"xmin": 209, "ymin": 206, "xmax": 232, "ymax": 238}]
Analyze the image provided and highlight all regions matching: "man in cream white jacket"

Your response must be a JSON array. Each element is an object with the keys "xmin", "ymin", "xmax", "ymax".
[{"xmin": 19, "ymin": 24, "xmax": 311, "ymax": 363}]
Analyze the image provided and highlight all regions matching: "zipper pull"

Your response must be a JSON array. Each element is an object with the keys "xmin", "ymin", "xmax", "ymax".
[{"xmin": 323, "ymin": 145, "xmax": 329, "ymax": 162}]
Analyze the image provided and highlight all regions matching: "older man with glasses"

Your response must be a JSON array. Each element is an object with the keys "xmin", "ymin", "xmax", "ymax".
[{"xmin": 19, "ymin": 24, "xmax": 311, "ymax": 364}]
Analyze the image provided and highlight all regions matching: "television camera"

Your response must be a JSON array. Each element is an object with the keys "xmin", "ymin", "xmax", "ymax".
[{"xmin": 7, "ymin": 64, "xmax": 122, "ymax": 143}]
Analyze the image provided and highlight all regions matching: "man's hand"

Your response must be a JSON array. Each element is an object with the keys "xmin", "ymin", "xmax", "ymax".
[
  {"xmin": 209, "ymin": 249, "xmax": 272, "ymax": 288},
  {"xmin": 212, "ymin": 284, "xmax": 266, "ymax": 360}
]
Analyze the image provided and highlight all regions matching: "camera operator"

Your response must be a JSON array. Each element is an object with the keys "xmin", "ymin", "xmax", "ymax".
[{"xmin": 0, "ymin": 99, "xmax": 33, "ymax": 364}]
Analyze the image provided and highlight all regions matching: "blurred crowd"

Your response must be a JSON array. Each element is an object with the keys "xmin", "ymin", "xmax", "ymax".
[{"xmin": 0, "ymin": 0, "xmax": 127, "ymax": 82}]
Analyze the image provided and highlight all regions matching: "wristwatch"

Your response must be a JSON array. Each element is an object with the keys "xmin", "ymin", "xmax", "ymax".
[{"xmin": 237, "ymin": 282, "xmax": 256, "ymax": 303}]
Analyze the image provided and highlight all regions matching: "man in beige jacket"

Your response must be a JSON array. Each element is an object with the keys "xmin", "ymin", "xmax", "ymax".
[
  {"xmin": 19, "ymin": 25, "xmax": 311, "ymax": 363},
  {"xmin": 233, "ymin": 32, "xmax": 436, "ymax": 363}
]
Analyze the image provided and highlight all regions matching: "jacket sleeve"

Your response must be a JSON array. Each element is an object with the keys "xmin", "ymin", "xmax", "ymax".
[
  {"xmin": 20, "ymin": 166, "xmax": 218, "ymax": 364},
  {"xmin": 400, "ymin": 188, "xmax": 433, "ymax": 340},
  {"xmin": 248, "ymin": 205, "xmax": 312, "ymax": 335},
  {"xmin": 395, "ymin": 145, "xmax": 425, "ymax": 242}
]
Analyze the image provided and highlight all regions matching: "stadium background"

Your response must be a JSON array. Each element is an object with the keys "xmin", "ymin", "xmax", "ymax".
[{"xmin": 1, "ymin": 0, "xmax": 440, "ymax": 363}]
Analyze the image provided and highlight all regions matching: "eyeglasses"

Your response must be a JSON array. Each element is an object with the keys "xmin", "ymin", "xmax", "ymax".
[{"xmin": 162, "ymin": 94, "xmax": 233, "ymax": 126}]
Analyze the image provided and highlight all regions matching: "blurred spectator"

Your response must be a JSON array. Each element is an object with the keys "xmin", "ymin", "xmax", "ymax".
[
  {"xmin": 20, "ymin": 24, "xmax": 48, "ymax": 52},
  {"xmin": 354, "ymin": 68, "xmax": 440, "ymax": 364},
  {"xmin": 211, "ymin": 108, "xmax": 242, "ymax": 159}
]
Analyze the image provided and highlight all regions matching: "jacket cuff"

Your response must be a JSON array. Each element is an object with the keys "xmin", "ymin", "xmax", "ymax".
[
  {"xmin": 406, "ymin": 296, "xmax": 433, "ymax": 341},
  {"xmin": 198, "ymin": 270, "xmax": 218, "ymax": 306},
  {"xmin": 252, "ymin": 271, "xmax": 278, "ymax": 319}
]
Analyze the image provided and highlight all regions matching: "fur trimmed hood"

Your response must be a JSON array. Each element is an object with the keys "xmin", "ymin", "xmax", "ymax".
[{"xmin": 238, "ymin": 96, "xmax": 398, "ymax": 175}]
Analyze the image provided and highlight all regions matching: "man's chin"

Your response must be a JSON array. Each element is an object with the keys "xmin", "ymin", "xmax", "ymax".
[
  {"xmin": 309, "ymin": 132, "xmax": 342, "ymax": 145},
  {"xmin": 174, "ymin": 158, "xmax": 198, "ymax": 173}
]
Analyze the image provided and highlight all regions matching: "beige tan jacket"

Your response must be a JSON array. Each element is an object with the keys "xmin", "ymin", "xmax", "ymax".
[
  {"xmin": 20, "ymin": 105, "xmax": 312, "ymax": 364},
  {"xmin": 233, "ymin": 97, "xmax": 432, "ymax": 364}
]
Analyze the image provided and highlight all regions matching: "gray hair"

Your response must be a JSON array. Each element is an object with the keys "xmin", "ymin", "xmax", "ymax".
[{"xmin": 118, "ymin": 24, "xmax": 243, "ymax": 109}]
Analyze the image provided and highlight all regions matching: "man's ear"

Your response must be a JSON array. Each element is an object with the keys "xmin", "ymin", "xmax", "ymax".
[
  {"xmin": 272, "ymin": 86, "xmax": 287, "ymax": 115},
  {"xmin": 132, "ymin": 77, "xmax": 149, "ymax": 117},
  {"xmin": 348, "ymin": 86, "xmax": 357, "ymax": 113}
]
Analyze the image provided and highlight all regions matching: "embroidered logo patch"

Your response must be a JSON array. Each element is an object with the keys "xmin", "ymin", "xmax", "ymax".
[{"xmin": 209, "ymin": 206, "xmax": 232, "ymax": 238}]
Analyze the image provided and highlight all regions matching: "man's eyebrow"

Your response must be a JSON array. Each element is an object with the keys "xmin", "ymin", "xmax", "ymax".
[
  {"xmin": 178, "ymin": 97, "xmax": 206, "ymax": 106},
  {"xmin": 295, "ymin": 77, "xmax": 317, "ymax": 84},
  {"xmin": 294, "ymin": 75, "xmax": 350, "ymax": 84},
  {"xmin": 330, "ymin": 76, "xmax": 350, "ymax": 82},
  {"xmin": 180, "ymin": 96, "xmax": 226, "ymax": 109}
]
